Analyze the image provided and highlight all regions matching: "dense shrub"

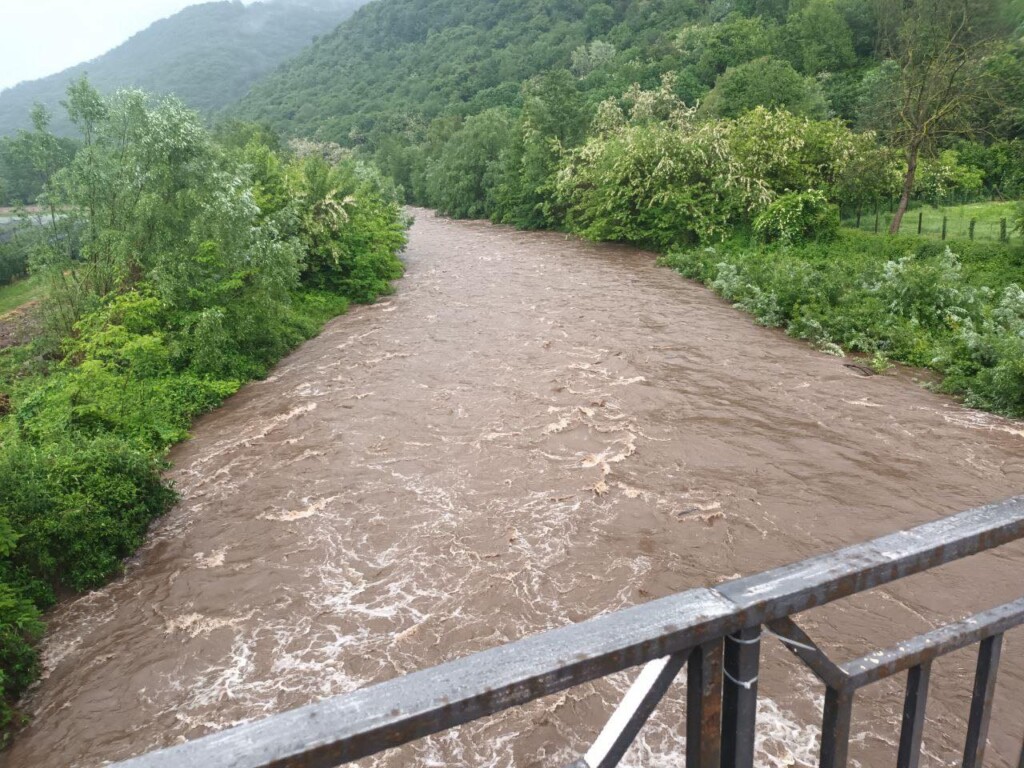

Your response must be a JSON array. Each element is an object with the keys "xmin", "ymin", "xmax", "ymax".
[
  {"xmin": 702, "ymin": 57, "xmax": 829, "ymax": 119},
  {"xmin": 752, "ymin": 190, "xmax": 839, "ymax": 244},
  {"xmin": 0, "ymin": 239, "xmax": 28, "ymax": 287},
  {"xmin": 556, "ymin": 85, "xmax": 880, "ymax": 247}
]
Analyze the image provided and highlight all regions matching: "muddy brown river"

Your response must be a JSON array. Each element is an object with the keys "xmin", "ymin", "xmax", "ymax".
[{"xmin": 5, "ymin": 210, "xmax": 1024, "ymax": 768}]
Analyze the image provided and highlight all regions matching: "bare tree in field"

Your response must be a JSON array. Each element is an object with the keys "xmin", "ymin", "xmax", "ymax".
[{"xmin": 869, "ymin": 0, "xmax": 1008, "ymax": 234}]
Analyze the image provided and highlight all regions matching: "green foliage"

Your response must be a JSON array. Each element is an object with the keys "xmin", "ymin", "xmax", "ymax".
[
  {"xmin": 702, "ymin": 56, "xmax": 828, "ymax": 118},
  {"xmin": 557, "ymin": 78, "xmax": 767, "ymax": 247},
  {"xmin": 0, "ymin": 108, "xmax": 77, "ymax": 206},
  {"xmin": 0, "ymin": 235, "xmax": 30, "ymax": 288},
  {"xmin": 913, "ymin": 150, "xmax": 986, "ymax": 205},
  {"xmin": 955, "ymin": 139, "xmax": 1024, "ymax": 197},
  {"xmin": 674, "ymin": 14, "xmax": 774, "ymax": 84},
  {"xmin": 556, "ymin": 88, "xmax": 882, "ymax": 247},
  {"xmin": 0, "ymin": 86, "xmax": 406, "ymax": 741},
  {"xmin": 753, "ymin": 190, "xmax": 839, "ymax": 243},
  {"xmin": 782, "ymin": 0, "xmax": 856, "ymax": 75},
  {"xmin": 490, "ymin": 71, "xmax": 590, "ymax": 229},
  {"xmin": 425, "ymin": 109, "xmax": 515, "ymax": 219}
]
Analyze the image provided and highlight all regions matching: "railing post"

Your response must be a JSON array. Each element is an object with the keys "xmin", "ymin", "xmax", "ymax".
[
  {"xmin": 819, "ymin": 687, "xmax": 854, "ymax": 768},
  {"xmin": 721, "ymin": 626, "xmax": 761, "ymax": 768},
  {"xmin": 896, "ymin": 662, "xmax": 931, "ymax": 768},
  {"xmin": 686, "ymin": 640, "xmax": 723, "ymax": 768},
  {"xmin": 963, "ymin": 634, "xmax": 1003, "ymax": 768}
]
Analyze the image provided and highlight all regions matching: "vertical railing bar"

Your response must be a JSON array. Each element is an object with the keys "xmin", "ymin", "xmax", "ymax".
[
  {"xmin": 819, "ymin": 687, "xmax": 854, "ymax": 768},
  {"xmin": 722, "ymin": 625, "xmax": 761, "ymax": 768},
  {"xmin": 686, "ymin": 639, "xmax": 724, "ymax": 768},
  {"xmin": 896, "ymin": 661, "xmax": 932, "ymax": 768},
  {"xmin": 963, "ymin": 634, "xmax": 1004, "ymax": 768},
  {"xmin": 581, "ymin": 652, "xmax": 688, "ymax": 768}
]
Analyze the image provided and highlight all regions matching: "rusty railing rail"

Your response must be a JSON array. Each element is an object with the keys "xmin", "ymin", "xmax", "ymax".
[{"xmin": 114, "ymin": 496, "xmax": 1024, "ymax": 768}]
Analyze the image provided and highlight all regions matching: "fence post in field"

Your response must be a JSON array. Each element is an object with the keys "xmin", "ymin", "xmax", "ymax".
[
  {"xmin": 918, "ymin": 211, "xmax": 923, "ymax": 235},
  {"xmin": 1001, "ymin": 218, "xmax": 1008, "ymax": 242},
  {"xmin": 874, "ymin": 205, "xmax": 880, "ymax": 234},
  {"xmin": 942, "ymin": 216, "xmax": 947, "ymax": 240},
  {"xmin": 969, "ymin": 219, "xmax": 976, "ymax": 240}
]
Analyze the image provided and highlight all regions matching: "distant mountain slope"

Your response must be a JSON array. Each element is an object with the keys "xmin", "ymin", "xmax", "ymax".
[
  {"xmin": 0, "ymin": 0, "xmax": 368, "ymax": 137},
  {"xmin": 232, "ymin": 0, "xmax": 700, "ymax": 141}
]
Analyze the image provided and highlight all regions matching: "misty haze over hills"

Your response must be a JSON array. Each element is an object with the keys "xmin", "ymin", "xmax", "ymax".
[{"xmin": 0, "ymin": 0, "xmax": 368, "ymax": 137}]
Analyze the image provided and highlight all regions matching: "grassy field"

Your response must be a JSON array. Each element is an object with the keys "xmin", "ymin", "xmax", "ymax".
[
  {"xmin": 844, "ymin": 200, "xmax": 1019, "ymax": 241},
  {"xmin": 0, "ymin": 277, "xmax": 42, "ymax": 317}
]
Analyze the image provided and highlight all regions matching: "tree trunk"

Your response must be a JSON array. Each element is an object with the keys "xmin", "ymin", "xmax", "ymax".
[{"xmin": 889, "ymin": 143, "xmax": 920, "ymax": 235}]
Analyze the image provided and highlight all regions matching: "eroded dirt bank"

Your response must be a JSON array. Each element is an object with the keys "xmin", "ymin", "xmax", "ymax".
[{"xmin": 5, "ymin": 210, "xmax": 1023, "ymax": 768}]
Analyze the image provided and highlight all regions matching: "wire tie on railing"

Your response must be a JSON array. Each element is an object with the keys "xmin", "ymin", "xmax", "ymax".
[
  {"xmin": 726, "ymin": 631, "xmax": 762, "ymax": 645},
  {"xmin": 723, "ymin": 668, "xmax": 759, "ymax": 690}
]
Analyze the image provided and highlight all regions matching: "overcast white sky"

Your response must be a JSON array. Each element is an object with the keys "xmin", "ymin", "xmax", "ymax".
[{"xmin": 0, "ymin": 1, "xmax": 246, "ymax": 92}]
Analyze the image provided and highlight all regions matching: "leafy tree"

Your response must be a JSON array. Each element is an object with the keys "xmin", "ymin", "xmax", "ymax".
[
  {"xmin": 783, "ymin": 0, "xmax": 857, "ymax": 74},
  {"xmin": 734, "ymin": 0, "xmax": 792, "ymax": 22},
  {"xmin": 752, "ymin": 189, "xmax": 839, "ymax": 243},
  {"xmin": 864, "ymin": 0, "xmax": 1013, "ymax": 233},
  {"xmin": 557, "ymin": 77, "xmax": 770, "ymax": 246},
  {"xmin": 571, "ymin": 40, "xmax": 618, "ymax": 77},
  {"xmin": 702, "ymin": 56, "xmax": 829, "ymax": 118},
  {"xmin": 425, "ymin": 108, "xmax": 515, "ymax": 219},
  {"xmin": 675, "ymin": 14, "xmax": 774, "ymax": 85},
  {"xmin": 0, "ymin": 107, "xmax": 76, "ymax": 206},
  {"xmin": 491, "ymin": 70, "xmax": 589, "ymax": 228},
  {"xmin": 976, "ymin": 37, "xmax": 1024, "ymax": 140},
  {"xmin": 584, "ymin": 3, "xmax": 617, "ymax": 36},
  {"xmin": 914, "ymin": 149, "xmax": 986, "ymax": 205}
]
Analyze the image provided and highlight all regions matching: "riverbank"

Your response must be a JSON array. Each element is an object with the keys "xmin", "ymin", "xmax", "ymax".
[{"xmin": 660, "ymin": 229, "xmax": 1024, "ymax": 418}]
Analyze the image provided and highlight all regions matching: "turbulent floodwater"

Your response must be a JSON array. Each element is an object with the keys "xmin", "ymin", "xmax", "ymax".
[{"xmin": 5, "ymin": 210, "xmax": 1024, "ymax": 768}]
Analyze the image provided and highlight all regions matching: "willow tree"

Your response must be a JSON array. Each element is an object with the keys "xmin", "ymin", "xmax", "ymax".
[{"xmin": 869, "ymin": 0, "xmax": 1010, "ymax": 233}]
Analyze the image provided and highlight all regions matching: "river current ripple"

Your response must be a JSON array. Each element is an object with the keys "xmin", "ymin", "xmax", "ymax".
[{"xmin": 5, "ymin": 210, "xmax": 1024, "ymax": 767}]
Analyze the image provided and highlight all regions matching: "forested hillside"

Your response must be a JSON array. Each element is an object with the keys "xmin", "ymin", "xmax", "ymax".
[
  {"xmin": 236, "ymin": 1, "xmax": 1023, "ymax": 151},
  {"xmin": 235, "ymin": 0, "xmax": 708, "ymax": 138},
  {"xmin": 0, "ymin": 0, "xmax": 367, "ymax": 138}
]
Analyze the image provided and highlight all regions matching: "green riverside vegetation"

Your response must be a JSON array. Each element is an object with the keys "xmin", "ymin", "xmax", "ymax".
[{"xmin": 0, "ymin": 80, "xmax": 406, "ymax": 741}]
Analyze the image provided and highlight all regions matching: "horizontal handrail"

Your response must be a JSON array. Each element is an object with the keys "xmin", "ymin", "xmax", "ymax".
[{"xmin": 113, "ymin": 495, "xmax": 1024, "ymax": 768}]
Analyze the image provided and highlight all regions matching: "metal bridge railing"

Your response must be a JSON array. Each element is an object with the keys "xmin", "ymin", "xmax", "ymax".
[{"xmin": 114, "ymin": 496, "xmax": 1024, "ymax": 768}]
